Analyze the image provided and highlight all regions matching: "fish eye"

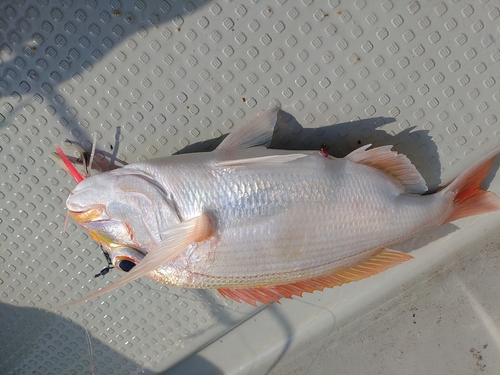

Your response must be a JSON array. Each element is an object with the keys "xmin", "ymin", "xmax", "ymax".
[
  {"xmin": 117, "ymin": 259, "xmax": 136, "ymax": 272},
  {"xmin": 111, "ymin": 247, "xmax": 145, "ymax": 273}
]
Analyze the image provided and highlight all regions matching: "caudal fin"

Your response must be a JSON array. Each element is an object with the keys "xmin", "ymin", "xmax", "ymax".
[{"xmin": 442, "ymin": 147, "xmax": 500, "ymax": 223}]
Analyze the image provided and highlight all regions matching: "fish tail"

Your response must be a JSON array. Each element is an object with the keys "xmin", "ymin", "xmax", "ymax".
[{"xmin": 442, "ymin": 147, "xmax": 500, "ymax": 223}]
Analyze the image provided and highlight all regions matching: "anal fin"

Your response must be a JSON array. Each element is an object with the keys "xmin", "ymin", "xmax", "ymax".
[{"xmin": 218, "ymin": 249, "xmax": 413, "ymax": 306}]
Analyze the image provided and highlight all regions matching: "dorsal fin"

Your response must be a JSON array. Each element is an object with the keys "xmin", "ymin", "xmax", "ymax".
[
  {"xmin": 218, "ymin": 248, "xmax": 413, "ymax": 306},
  {"xmin": 345, "ymin": 145, "xmax": 427, "ymax": 194},
  {"xmin": 216, "ymin": 107, "xmax": 279, "ymax": 151}
]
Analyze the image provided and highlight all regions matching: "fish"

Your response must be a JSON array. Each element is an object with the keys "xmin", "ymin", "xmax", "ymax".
[{"xmin": 56, "ymin": 107, "xmax": 500, "ymax": 307}]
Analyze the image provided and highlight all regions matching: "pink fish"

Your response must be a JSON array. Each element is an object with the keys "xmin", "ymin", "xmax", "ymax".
[{"xmin": 56, "ymin": 108, "xmax": 500, "ymax": 307}]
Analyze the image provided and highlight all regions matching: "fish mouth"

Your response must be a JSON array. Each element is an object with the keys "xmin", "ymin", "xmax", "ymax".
[{"xmin": 68, "ymin": 206, "xmax": 109, "ymax": 223}]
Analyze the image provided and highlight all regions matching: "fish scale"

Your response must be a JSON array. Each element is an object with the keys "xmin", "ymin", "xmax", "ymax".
[{"xmin": 133, "ymin": 151, "xmax": 447, "ymax": 288}]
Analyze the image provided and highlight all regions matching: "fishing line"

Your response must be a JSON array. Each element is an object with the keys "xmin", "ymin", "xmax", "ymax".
[
  {"xmin": 82, "ymin": 245, "xmax": 115, "ymax": 374},
  {"xmin": 82, "ymin": 301, "xmax": 96, "ymax": 375},
  {"xmin": 87, "ymin": 133, "xmax": 97, "ymax": 177},
  {"xmin": 63, "ymin": 210, "xmax": 69, "ymax": 232}
]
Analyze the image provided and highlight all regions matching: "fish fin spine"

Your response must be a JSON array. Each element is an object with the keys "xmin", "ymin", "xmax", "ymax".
[
  {"xmin": 216, "ymin": 153, "xmax": 307, "ymax": 167},
  {"xmin": 218, "ymin": 249, "xmax": 413, "ymax": 306},
  {"xmin": 443, "ymin": 147, "xmax": 500, "ymax": 223}
]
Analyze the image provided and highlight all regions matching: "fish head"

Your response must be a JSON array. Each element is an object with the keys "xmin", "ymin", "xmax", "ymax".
[{"xmin": 66, "ymin": 168, "xmax": 180, "ymax": 272}]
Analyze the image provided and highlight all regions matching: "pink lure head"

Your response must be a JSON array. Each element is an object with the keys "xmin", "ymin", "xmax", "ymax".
[{"xmin": 55, "ymin": 145, "xmax": 85, "ymax": 183}]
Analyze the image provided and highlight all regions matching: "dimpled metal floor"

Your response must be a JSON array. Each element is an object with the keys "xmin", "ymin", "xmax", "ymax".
[{"xmin": 1, "ymin": 1, "xmax": 500, "ymax": 374}]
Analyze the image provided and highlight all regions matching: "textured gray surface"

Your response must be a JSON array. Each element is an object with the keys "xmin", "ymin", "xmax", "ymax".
[{"xmin": 1, "ymin": 0, "xmax": 500, "ymax": 374}]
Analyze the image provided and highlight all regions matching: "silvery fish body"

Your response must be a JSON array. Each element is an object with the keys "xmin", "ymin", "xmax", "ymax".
[
  {"xmin": 129, "ymin": 148, "xmax": 442, "ymax": 288},
  {"xmin": 63, "ymin": 108, "xmax": 500, "ymax": 305}
]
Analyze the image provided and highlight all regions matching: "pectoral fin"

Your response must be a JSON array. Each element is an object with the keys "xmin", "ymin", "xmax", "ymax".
[
  {"xmin": 218, "ymin": 249, "xmax": 413, "ymax": 306},
  {"xmin": 55, "ymin": 213, "xmax": 214, "ymax": 310}
]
